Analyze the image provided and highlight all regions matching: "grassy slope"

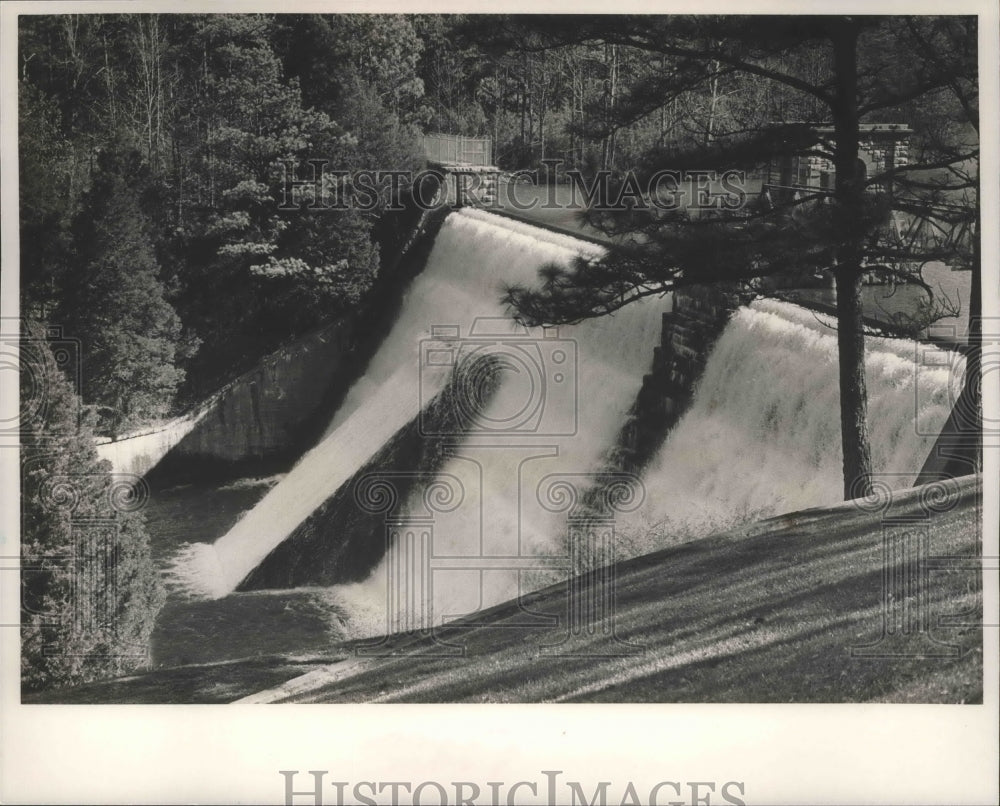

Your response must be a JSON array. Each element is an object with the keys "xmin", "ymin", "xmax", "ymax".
[{"xmin": 27, "ymin": 476, "xmax": 983, "ymax": 704}]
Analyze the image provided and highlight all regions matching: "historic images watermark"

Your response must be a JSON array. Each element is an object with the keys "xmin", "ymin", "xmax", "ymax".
[
  {"xmin": 279, "ymin": 770, "xmax": 748, "ymax": 806},
  {"xmin": 912, "ymin": 317, "xmax": 1000, "ymax": 444},
  {"xmin": 848, "ymin": 474, "xmax": 981, "ymax": 659},
  {"xmin": 848, "ymin": 319, "xmax": 998, "ymax": 659},
  {"xmin": 16, "ymin": 468, "xmax": 152, "ymax": 661},
  {"xmin": 1, "ymin": 318, "xmax": 82, "ymax": 443},
  {"xmin": 276, "ymin": 159, "xmax": 749, "ymax": 213},
  {"xmin": 350, "ymin": 318, "xmax": 644, "ymax": 657},
  {"xmin": 3, "ymin": 317, "xmax": 151, "ymax": 662},
  {"xmin": 418, "ymin": 318, "xmax": 578, "ymax": 437}
]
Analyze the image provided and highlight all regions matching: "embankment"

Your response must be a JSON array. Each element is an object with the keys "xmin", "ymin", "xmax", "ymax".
[{"xmin": 27, "ymin": 474, "xmax": 983, "ymax": 704}]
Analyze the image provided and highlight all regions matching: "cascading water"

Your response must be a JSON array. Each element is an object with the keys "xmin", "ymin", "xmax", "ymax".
[
  {"xmin": 330, "ymin": 295, "xmax": 962, "ymax": 639},
  {"xmin": 614, "ymin": 298, "xmax": 963, "ymax": 557},
  {"xmin": 169, "ymin": 207, "xmax": 963, "ymax": 646},
  {"xmin": 171, "ymin": 209, "xmax": 666, "ymax": 604}
]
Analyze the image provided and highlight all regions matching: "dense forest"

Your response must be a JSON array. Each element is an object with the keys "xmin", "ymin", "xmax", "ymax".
[
  {"xmin": 14, "ymin": 15, "xmax": 872, "ymax": 429},
  {"xmin": 20, "ymin": 13, "xmax": 977, "ymax": 433},
  {"xmin": 18, "ymin": 14, "xmax": 978, "ymax": 690},
  {"xmin": 22, "ymin": 13, "xmax": 714, "ymax": 435}
]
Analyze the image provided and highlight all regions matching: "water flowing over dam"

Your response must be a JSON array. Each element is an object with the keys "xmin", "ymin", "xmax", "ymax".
[
  {"xmin": 171, "ymin": 209, "xmax": 665, "ymax": 601},
  {"xmin": 169, "ymin": 208, "xmax": 961, "ymax": 641},
  {"xmin": 615, "ymin": 298, "xmax": 962, "ymax": 554}
]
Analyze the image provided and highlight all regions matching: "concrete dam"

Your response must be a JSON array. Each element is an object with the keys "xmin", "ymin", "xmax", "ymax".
[{"xmin": 138, "ymin": 208, "xmax": 960, "ymax": 642}]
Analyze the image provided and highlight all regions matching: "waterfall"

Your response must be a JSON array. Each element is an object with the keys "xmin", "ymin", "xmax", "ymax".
[
  {"xmin": 170, "ymin": 209, "xmax": 667, "ymax": 600},
  {"xmin": 169, "ymin": 208, "xmax": 961, "ymax": 644},
  {"xmin": 614, "ymin": 298, "xmax": 963, "ymax": 557}
]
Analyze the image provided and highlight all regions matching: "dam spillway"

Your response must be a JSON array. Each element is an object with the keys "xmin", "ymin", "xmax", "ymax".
[
  {"xmin": 167, "ymin": 207, "xmax": 961, "ymax": 640},
  {"xmin": 171, "ymin": 208, "xmax": 664, "ymax": 602}
]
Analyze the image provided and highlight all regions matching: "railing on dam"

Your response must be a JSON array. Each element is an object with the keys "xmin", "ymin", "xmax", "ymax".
[{"xmin": 421, "ymin": 133, "xmax": 493, "ymax": 167}]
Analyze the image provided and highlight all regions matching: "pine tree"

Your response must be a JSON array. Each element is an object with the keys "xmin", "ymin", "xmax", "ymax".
[
  {"xmin": 172, "ymin": 14, "xmax": 394, "ymax": 383},
  {"xmin": 491, "ymin": 15, "xmax": 978, "ymax": 499},
  {"xmin": 59, "ymin": 148, "xmax": 185, "ymax": 436}
]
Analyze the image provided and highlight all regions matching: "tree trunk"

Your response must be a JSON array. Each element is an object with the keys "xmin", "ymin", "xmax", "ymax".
[
  {"xmin": 608, "ymin": 45, "xmax": 618, "ymax": 169},
  {"xmin": 963, "ymin": 209, "xmax": 982, "ymax": 473},
  {"xmin": 832, "ymin": 20, "xmax": 874, "ymax": 500},
  {"xmin": 518, "ymin": 52, "xmax": 529, "ymax": 152},
  {"xmin": 834, "ymin": 263, "xmax": 873, "ymax": 499}
]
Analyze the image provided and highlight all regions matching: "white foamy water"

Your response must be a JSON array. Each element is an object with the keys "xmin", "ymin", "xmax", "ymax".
[
  {"xmin": 614, "ymin": 297, "xmax": 964, "ymax": 556},
  {"xmin": 170, "ymin": 208, "xmax": 963, "ymax": 645},
  {"xmin": 170, "ymin": 209, "xmax": 663, "ymax": 600},
  {"xmin": 168, "ymin": 364, "xmax": 419, "ymax": 598},
  {"xmin": 331, "ymin": 214, "xmax": 668, "ymax": 637}
]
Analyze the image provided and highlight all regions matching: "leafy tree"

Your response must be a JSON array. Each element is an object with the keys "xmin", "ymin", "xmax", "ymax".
[
  {"xmin": 20, "ymin": 14, "xmax": 435, "ymax": 408},
  {"xmin": 18, "ymin": 80, "xmax": 74, "ymax": 319},
  {"xmin": 59, "ymin": 148, "xmax": 186, "ymax": 435},
  {"xmin": 159, "ymin": 16, "xmax": 380, "ymax": 389},
  {"xmin": 894, "ymin": 18, "xmax": 981, "ymax": 475},
  {"xmin": 325, "ymin": 14, "xmax": 429, "ymax": 127},
  {"xmin": 17, "ymin": 15, "xmax": 109, "ymax": 144},
  {"xmin": 416, "ymin": 15, "xmax": 488, "ymax": 136},
  {"xmin": 21, "ymin": 321, "xmax": 164, "ymax": 692},
  {"xmin": 273, "ymin": 15, "xmax": 426, "ymax": 172},
  {"xmin": 272, "ymin": 14, "xmax": 346, "ymax": 116}
]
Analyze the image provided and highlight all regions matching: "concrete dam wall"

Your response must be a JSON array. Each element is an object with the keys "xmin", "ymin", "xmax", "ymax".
[
  {"xmin": 96, "ymin": 195, "xmax": 448, "ymax": 480},
  {"xmin": 166, "ymin": 209, "xmax": 961, "ymax": 651},
  {"xmin": 167, "ymin": 319, "xmax": 356, "ymax": 466},
  {"xmin": 95, "ymin": 317, "xmax": 356, "ymax": 478},
  {"xmin": 95, "ymin": 410, "xmax": 209, "ymax": 478}
]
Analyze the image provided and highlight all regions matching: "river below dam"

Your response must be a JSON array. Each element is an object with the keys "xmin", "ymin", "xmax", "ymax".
[
  {"xmin": 139, "ymin": 209, "xmax": 963, "ymax": 669},
  {"xmin": 143, "ymin": 474, "xmax": 357, "ymax": 667}
]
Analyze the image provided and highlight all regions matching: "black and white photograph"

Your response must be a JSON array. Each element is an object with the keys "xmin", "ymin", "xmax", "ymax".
[{"xmin": 1, "ymin": 1, "xmax": 997, "ymax": 804}]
